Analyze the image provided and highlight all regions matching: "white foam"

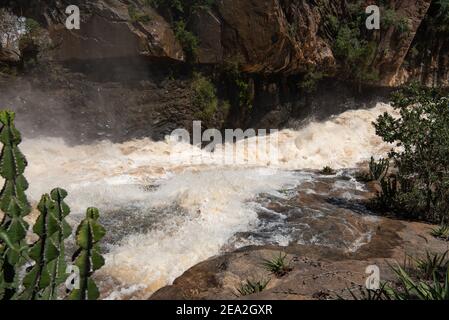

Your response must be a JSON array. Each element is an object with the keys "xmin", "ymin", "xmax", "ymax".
[{"xmin": 16, "ymin": 103, "xmax": 396, "ymax": 298}]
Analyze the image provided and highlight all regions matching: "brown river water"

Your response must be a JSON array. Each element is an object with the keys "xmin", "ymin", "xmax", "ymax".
[{"xmin": 17, "ymin": 103, "xmax": 396, "ymax": 299}]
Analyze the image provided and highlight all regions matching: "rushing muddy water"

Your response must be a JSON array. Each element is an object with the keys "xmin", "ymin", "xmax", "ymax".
[{"xmin": 19, "ymin": 103, "xmax": 395, "ymax": 299}]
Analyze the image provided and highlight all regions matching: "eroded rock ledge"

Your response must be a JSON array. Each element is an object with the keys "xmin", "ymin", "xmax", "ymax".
[
  {"xmin": 149, "ymin": 176, "xmax": 448, "ymax": 300},
  {"xmin": 2, "ymin": 0, "xmax": 448, "ymax": 87},
  {"xmin": 150, "ymin": 218, "xmax": 445, "ymax": 300}
]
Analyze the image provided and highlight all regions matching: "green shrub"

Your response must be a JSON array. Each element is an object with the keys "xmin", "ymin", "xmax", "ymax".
[
  {"xmin": 382, "ymin": 9, "xmax": 410, "ymax": 33},
  {"xmin": 431, "ymin": 225, "xmax": 449, "ymax": 241},
  {"xmin": 326, "ymin": 1, "xmax": 381, "ymax": 89},
  {"xmin": 413, "ymin": 250, "xmax": 449, "ymax": 281},
  {"xmin": 237, "ymin": 278, "xmax": 270, "ymax": 296},
  {"xmin": 235, "ymin": 78, "xmax": 252, "ymax": 111},
  {"xmin": 145, "ymin": 0, "xmax": 183, "ymax": 12},
  {"xmin": 436, "ymin": 0, "xmax": 449, "ymax": 31},
  {"xmin": 388, "ymin": 264, "xmax": 449, "ymax": 300},
  {"xmin": 128, "ymin": 5, "xmax": 151, "ymax": 23},
  {"xmin": 320, "ymin": 166, "xmax": 336, "ymax": 175},
  {"xmin": 355, "ymin": 157, "xmax": 389, "ymax": 182},
  {"xmin": 0, "ymin": 110, "xmax": 106, "ymax": 300},
  {"xmin": 375, "ymin": 175, "xmax": 399, "ymax": 210},
  {"xmin": 374, "ymin": 84, "xmax": 449, "ymax": 223},
  {"xmin": 343, "ymin": 283, "xmax": 392, "ymax": 300},
  {"xmin": 192, "ymin": 73, "xmax": 218, "ymax": 121},
  {"xmin": 147, "ymin": 0, "xmax": 215, "ymax": 63},
  {"xmin": 287, "ymin": 23, "xmax": 297, "ymax": 38},
  {"xmin": 341, "ymin": 258, "xmax": 449, "ymax": 300},
  {"xmin": 146, "ymin": 0, "xmax": 213, "ymax": 16},
  {"xmin": 261, "ymin": 252, "xmax": 292, "ymax": 277},
  {"xmin": 24, "ymin": 18, "xmax": 41, "ymax": 34},
  {"xmin": 221, "ymin": 56, "xmax": 253, "ymax": 111},
  {"xmin": 334, "ymin": 25, "xmax": 378, "ymax": 90},
  {"xmin": 298, "ymin": 67, "xmax": 325, "ymax": 94},
  {"xmin": 326, "ymin": 14, "xmax": 339, "ymax": 34},
  {"xmin": 355, "ymin": 170, "xmax": 372, "ymax": 183},
  {"xmin": 174, "ymin": 21, "xmax": 199, "ymax": 62}
]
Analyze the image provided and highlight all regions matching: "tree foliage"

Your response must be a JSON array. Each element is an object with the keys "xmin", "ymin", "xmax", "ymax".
[{"xmin": 374, "ymin": 84, "xmax": 449, "ymax": 223}]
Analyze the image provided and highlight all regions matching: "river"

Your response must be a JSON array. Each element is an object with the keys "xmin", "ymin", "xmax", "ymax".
[{"xmin": 20, "ymin": 102, "xmax": 395, "ymax": 299}]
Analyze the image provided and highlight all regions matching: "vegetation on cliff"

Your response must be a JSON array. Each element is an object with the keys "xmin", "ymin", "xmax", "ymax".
[
  {"xmin": 146, "ymin": 0, "xmax": 214, "ymax": 62},
  {"xmin": 331, "ymin": 1, "xmax": 379, "ymax": 90}
]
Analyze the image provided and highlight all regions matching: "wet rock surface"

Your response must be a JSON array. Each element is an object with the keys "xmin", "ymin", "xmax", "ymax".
[
  {"xmin": 151, "ymin": 221, "xmax": 446, "ymax": 300},
  {"xmin": 0, "ymin": 62, "xmax": 198, "ymax": 143},
  {"xmin": 151, "ymin": 173, "xmax": 448, "ymax": 300}
]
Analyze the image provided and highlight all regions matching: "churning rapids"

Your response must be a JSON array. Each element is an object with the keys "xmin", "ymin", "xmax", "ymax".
[{"xmin": 19, "ymin": 103, "xmax": 396, "ymax": 299}]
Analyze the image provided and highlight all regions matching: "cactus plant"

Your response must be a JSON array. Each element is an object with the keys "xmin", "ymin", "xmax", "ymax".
[
  {"xmin": 369, "ymin": 157, "xmax": 389, "ymax": 181},
  {"xmin": 48, "ymin": 188, "xmax": 72, "ymax": 297},
  {"xmin": 0, "ymin": 111, "xmax": 30, "ymax": 212},
  {"xmin": 0, "ymin": 110, "xmax": 31, "ymax": 300},
  {"xmin": 68, "ymin": 207, "xmax": 105, "ymax": 300},
  {"xmin": 377, "ymin": 175, "xmax": 399, "ymax": 209},
  {"xmin": 18, "ymin": 194, "xmax": 53, "ymax": 300},
  {"xmin": 0, "ymin": 244, "xmax": 4, "ymax": 299},
  {"xmin": 19, "ymin": 188, "xmax": 72, "ymax": 300},
  {"xmin": 0, "ymin": 110, "xmax": 106, "ymax": 300}
]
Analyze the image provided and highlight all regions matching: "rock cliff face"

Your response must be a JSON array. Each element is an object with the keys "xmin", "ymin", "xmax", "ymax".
[
  {"xmin": 2, "ymin": 0, "xmax": 184, "ymax": 62},
  {"xmin": 0, "ymin": 0, "xmax": 448, "ymax": 142},
  {"xmin": 210, "ymin": 0, "xmax": 335, "ymax": 74},
  {"xmin": 369, "ymin": 0, "xmax": 432, "ymax": 85},
  {"xmin": 401, "ymin": 0, "xmax": 449, "ymax": 87},
  {"xmin": 2, "ymin": 0, "xmax": 446, "ymax": 86}
]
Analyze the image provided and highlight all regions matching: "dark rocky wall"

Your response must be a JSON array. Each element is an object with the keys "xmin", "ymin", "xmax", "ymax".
[{"xmin": 0, "ymin": 0, "xmax": 447, "ymax": 143}]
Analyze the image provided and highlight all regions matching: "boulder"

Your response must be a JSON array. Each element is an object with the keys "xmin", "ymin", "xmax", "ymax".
[
  {"xmin": 15, "ymin": 0, "xmax": 185, "ymax": 62},
  {"xmin": 212, "ymin": 0, "xmax": 335, "ymax": 74},
  {"xmin": 53, "ymin": 0, "xmax": 184, "ymax": 61}
]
